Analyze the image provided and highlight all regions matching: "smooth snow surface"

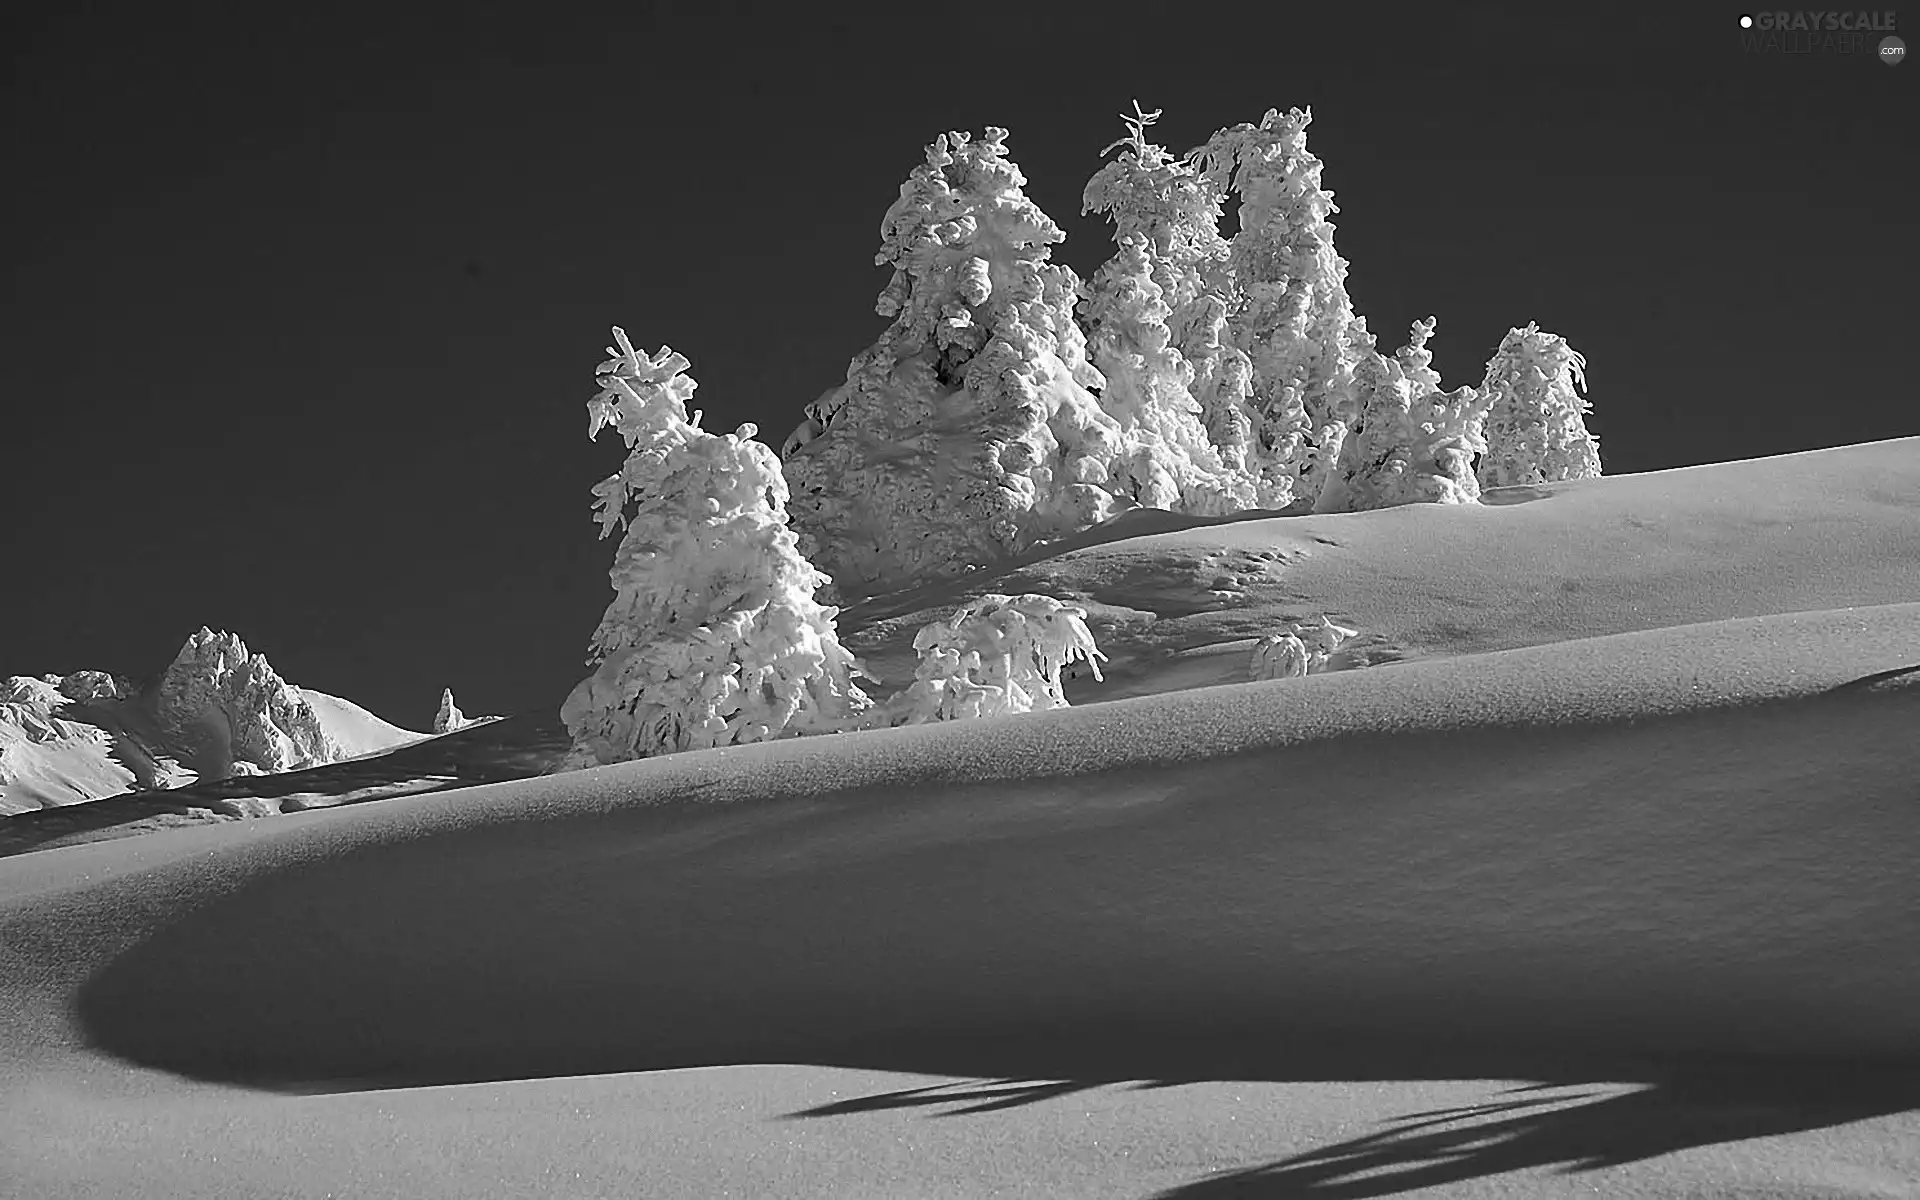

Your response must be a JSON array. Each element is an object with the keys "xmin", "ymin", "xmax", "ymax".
[
  {"xmin": 2, "ymin": 439, "xmax": 1917, "ymax": 1199},
  {"xmin": 294, "ymin": 688, "xmax": 428, "ymax": 759}
]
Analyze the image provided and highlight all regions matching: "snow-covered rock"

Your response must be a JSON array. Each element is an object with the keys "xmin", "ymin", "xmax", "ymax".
[
  {"xmin": 434, "ymin": 688, "xmax": 470, "ymax": 734},
  {"xmin": 431, "ymin": 688, "xmax": 503, "ymax": 735},
  {"xmin": 152, "ymin": 627, "xmax": 345, "ymax": 780},
  {"xmin": 1, "ymin": 631, "xmax": 426, "ymax": 813}
]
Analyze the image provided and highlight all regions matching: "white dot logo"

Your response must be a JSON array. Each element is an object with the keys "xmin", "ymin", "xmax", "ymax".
[{"xmin": 1739, "ymin": 14, "xmax": 1754, "ymax": 28}]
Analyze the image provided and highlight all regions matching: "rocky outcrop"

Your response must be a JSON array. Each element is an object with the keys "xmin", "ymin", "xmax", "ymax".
[
  {"xmin": 434, "ymin": 689, "xmax": 468, "ymax": 734},
  {"xmin": 152, "ymin": 628, "xmax": 343, "ymax": 780}
]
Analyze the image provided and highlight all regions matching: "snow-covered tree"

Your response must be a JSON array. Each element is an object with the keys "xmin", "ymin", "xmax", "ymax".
[
  {"xmin": 1187, "ymin": 107, "xmax": 1367, "ymax": 510},
  {"xmin": 1475, "ymin": 323, "xmax": 1602, "ymax": 488},
  {"xmin": 875, "ymin": 594, "xmax": 1106, "ymax": 724},
  {"xmin": 781, "ymin": 127, "xmax": 1128, "ymax": 603},
  {"xmin": 1078, "ymin": 102, "xmax": 1272, "ymax": 514},
  {"xmin": 560, "ymin": 329, "xmax": 874, "ymax": 767},
  {"xmin": 1314, "ymin": 318, "xmax": 1493, "ymax": 512}
]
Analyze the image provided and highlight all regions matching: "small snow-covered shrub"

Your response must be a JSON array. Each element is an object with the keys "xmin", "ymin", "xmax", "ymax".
[
  {"xmin": 560, "ymin": 329, "xmax": 873, "ymax": 767},
  {"xmin": 1475, "ymin": 323, "xmax": 1602, "ymax": 488},
  {"xmin": 876, "ymin": 594, "xmax": 1107, "ymax": 724},
  {"xmin": 1250, "ymin": 632, "xmax": 1309, "ymax": 680},
  {"xmin": 1249, "ymin": 615, "xmax": 1356, "ymax": 681}
]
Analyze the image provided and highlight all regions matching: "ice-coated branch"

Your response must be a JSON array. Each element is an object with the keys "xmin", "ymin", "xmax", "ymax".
[{"xmin": 1099, "ymin": 98, "xmax": 1165, "ymax": 160}]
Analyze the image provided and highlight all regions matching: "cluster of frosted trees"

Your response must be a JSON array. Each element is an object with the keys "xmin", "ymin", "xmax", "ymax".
[
  {"xmin": 557, "ymin": 329, "xmax": 1111, "ymax": 766},
  {"xmin": 785, "ymin": 103, "xmax": 1601, "ymax": 602},
  {"xmin": 559, "ymin": 104, "xmax": 1601, "ymax": 768}
]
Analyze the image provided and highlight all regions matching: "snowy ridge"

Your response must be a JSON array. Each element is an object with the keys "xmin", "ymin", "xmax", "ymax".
[{"xmin": 0, "ymin": 629, "xmax": 427, "ymax": 815}]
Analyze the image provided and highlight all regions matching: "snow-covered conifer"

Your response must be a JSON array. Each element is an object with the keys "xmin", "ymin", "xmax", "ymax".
[
  {"xmin": 877, "ymin": 594, "xmax": 1107, "ymax": 724},
  {"xmin": 1187, "ymin": 107, "xmax": 1366, "ymax": 509},
  {"xmin": 782, "ymin": 127, "xmax": 1127, "ymax": 602},
  {"xmin": 1315, "ymin": 319, "xmax": 1493, "ymax": 512},
  {"xmin": 1079, "ymin": 102, "xmax": 1270, "ymax": 514},
  {"xmin": 560, "ymin": 329, "xmax": 873, "ymax": 767},
  {"xmin": 1475, "ymin": 323, "xmax": 1602, "ymax": 488}
]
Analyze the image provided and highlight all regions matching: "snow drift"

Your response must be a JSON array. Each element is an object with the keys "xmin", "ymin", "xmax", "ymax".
[{"xmin": 0, "ymin": 438, "xmax": 1916, "ymax": 1199}]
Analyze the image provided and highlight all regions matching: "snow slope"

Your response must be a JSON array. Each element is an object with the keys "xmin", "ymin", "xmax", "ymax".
[
  {"xmin": 1, "ymin": 439, "xmax": 1917, "ymax": 1199},
  {"xmin": 295, "ymin": 687, "xmax": 428, "ymax": 760}
]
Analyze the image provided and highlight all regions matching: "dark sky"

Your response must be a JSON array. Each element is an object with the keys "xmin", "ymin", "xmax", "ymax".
[{"xmin": 3, "ymin": 2, "xmax": 1913, "ymax": 729}]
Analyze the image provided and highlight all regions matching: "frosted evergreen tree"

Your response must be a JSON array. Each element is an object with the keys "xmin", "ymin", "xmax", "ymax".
[
  {"xmin": 782, "ymin": 127, "xmax": 1127, "ymax": 602},
  {"xmin": 1475, "ymin": 323, "xmax": 1602, "ymax": 488},
  {"xmin": 1082, "ymin": 102, "xmax": 1274, "ymax": 498},
  {"xmin": 1079, "ymin": 102, "xmax": 1270, "ymax": 513},
  {"xmin": 1315, "ymin": 318, "xmax": 1493, "ymax": 512},
  {"xmin": 1187, "ymin": 107, "xmax": 1367, "ymax": 511},
  {"xmin": 561, "ymin": 328, "xmax": 873, "ymax": 767}
]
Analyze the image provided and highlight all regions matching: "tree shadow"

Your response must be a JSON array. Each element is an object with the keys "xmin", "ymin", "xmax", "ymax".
[
  {"xmin": 770, "ymin": 1046, "xmax": 1920, "ymax": 1197},
  {"xmin": 790, "ymin": 1076, "xmax": 1105, "ymax": 1118},
  {"xmin": 1153, "ymin": 1060, "xmax": 1920, "ymax": 1197}
]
